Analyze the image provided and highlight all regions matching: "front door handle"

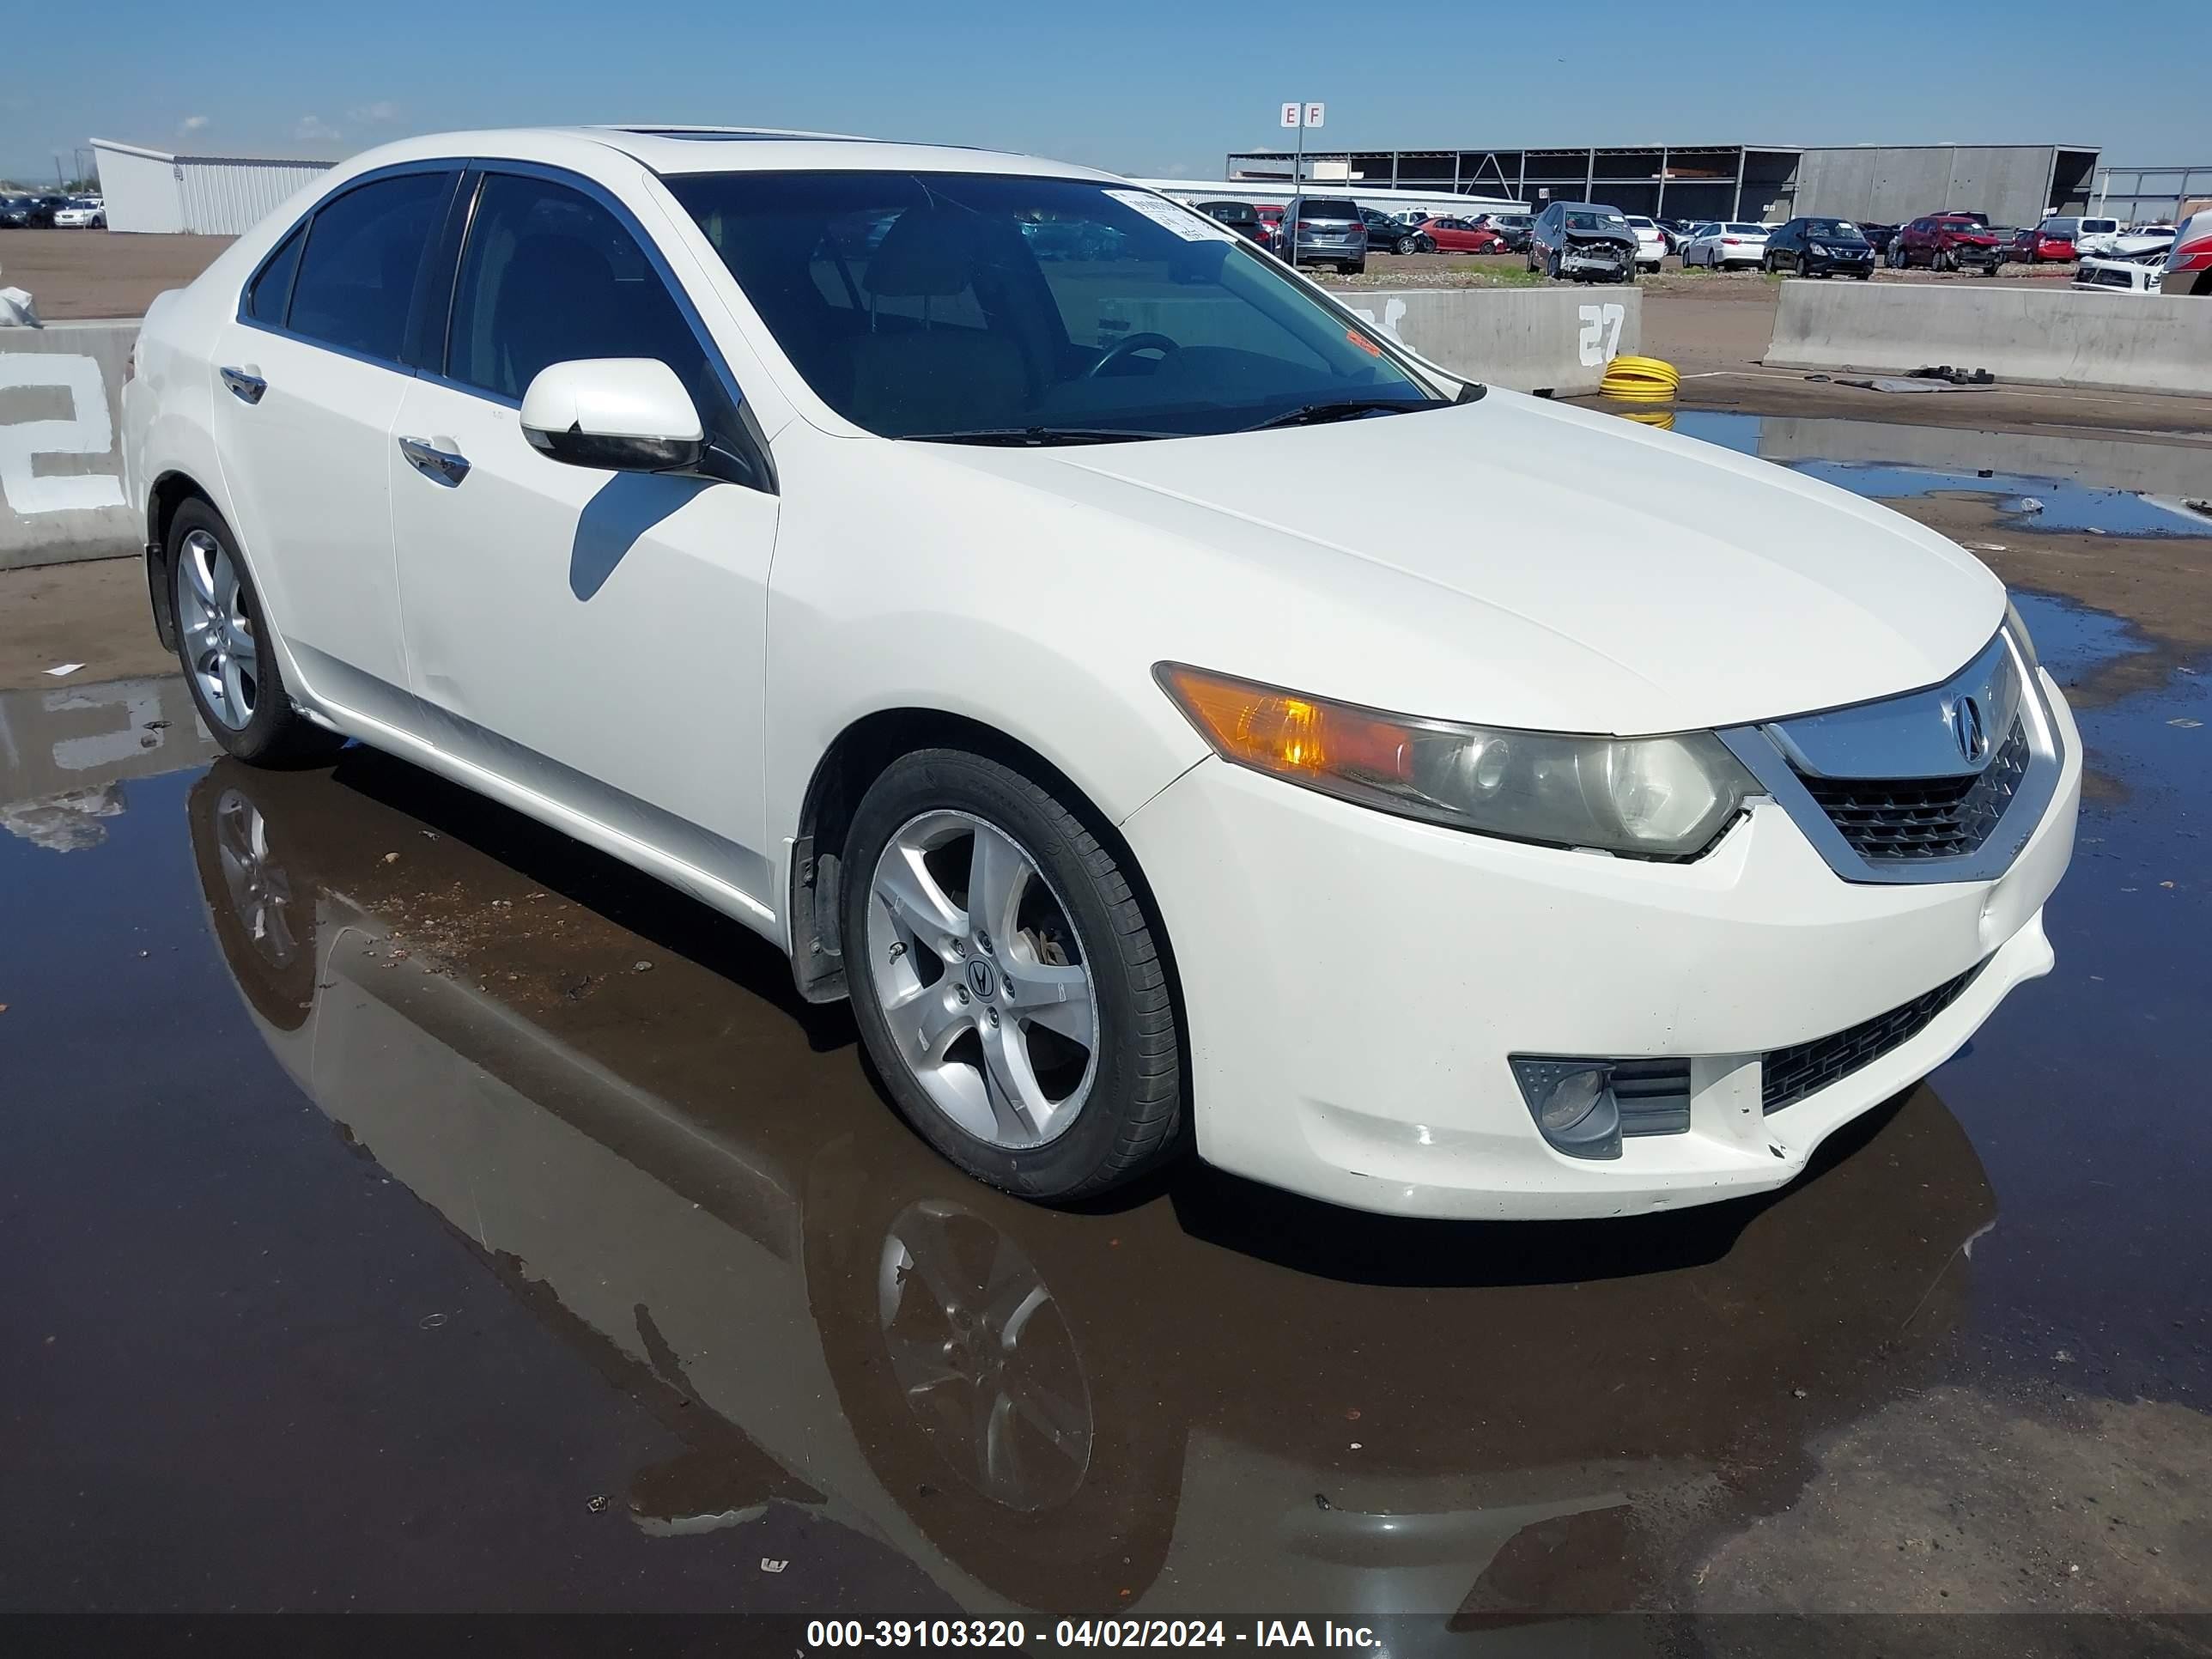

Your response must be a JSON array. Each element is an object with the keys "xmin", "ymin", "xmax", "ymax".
[
  {"xmin": 219, "ymin": 366, "xmax": 266, "ymax": 404},
  {"xmin": 398, "ymin": 435, "xmax": 471, "ymax": 487}
]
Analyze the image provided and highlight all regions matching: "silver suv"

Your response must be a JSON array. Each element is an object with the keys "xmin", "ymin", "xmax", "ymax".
[{"xmin": 1279, "ymin": 195, "xmax": 1367, "ymax": 274}]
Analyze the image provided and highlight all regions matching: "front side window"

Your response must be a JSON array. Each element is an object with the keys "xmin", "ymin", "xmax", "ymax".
[
  {"xmin": 669, "ymin": 171, "xmax": 1435, "ymax": 441},
  {"xmin": 286, "ymin": 172, "xmax": 451, "ymax": 362},
  {"xmin": 447, "ymin": 173, "xmax": 711, "ymax": 406}
]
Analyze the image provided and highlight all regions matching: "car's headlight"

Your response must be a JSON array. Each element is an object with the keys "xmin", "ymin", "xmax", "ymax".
[
  {"xmin": 1156, "ymin": 665, "xmax": 1758, "ymax": 859},
  {"xmin": 2003, "ymin": 598, "xmax": 2040, "ymax": 670},
  {"xmin": 1808, "ymin": 242, "xmax": 1829, "ymax": 256}
]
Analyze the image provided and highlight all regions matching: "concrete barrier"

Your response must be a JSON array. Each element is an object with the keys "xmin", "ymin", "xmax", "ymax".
[
  {"xmin": 1331, "ymin": 285, "xmax": 1640, "ymax": 395},
  {"xmin": 1, "ymin": 321, "xmax": 142, "ymax": 571},
  {"xmin": 1765, "ymin": 282, "xmax": 2212, "ymax": 397},
  {"xmin": 1103, "ymin": 283, "xmax": 1640, "ymax": 396}
]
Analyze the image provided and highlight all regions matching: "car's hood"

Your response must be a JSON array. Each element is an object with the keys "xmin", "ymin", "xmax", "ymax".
[{"xmin": 930, "ymin": 392, "xmax": 2002, "ymax": 735}]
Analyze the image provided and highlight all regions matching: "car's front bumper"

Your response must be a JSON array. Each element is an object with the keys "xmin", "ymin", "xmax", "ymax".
[{"xmin": 1123, "ymin": 671, "xmax": 2080, "ymax": 1219}]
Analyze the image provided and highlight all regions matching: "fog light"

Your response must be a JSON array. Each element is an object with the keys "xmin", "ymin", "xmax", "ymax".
[{"xmin": 1510, "ymin": 1058, "xmax": 1623, "ymax": 1160}]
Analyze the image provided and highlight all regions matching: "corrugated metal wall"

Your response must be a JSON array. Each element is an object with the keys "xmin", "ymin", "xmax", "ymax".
[{"xmin": 176, "ymin": 158, "xmax": 332, "ymax": 235}]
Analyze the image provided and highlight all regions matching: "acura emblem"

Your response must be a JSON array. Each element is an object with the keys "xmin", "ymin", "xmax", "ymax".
[{"xmin": 1951, "ymin": 695, "xmax": 1988, "ymax": 764}]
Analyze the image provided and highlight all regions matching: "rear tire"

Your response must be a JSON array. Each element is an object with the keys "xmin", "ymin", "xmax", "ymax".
[
  {"xmin": 167, "ymin": 500, "xmax": 344, "ymax": 769},
  {"xmin": 842, "ymin": 749, "xmax": 1183, "ymax": 1203}
]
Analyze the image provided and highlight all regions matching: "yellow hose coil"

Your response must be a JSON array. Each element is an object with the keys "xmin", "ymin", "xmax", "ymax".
[
  {"xmin": 1600, "ymin": 355, "xmax": 1680, "ymax": 401},
  {"xmin": 1617, "ymin": 409, "xmax": 1676, "ymax": 430}
]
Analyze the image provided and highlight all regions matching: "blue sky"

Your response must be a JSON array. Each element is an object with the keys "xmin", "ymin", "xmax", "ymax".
[{"xmin": 3, "ymin": 0, "xmax": 2202, "ymax": 185}]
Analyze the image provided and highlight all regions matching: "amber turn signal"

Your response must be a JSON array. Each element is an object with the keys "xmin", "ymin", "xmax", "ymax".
[{"xmin": 1155, "ymin": 665, "xmax": 1412, "ymax": 783}]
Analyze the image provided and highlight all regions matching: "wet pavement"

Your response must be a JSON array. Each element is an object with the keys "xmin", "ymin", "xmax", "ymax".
[{"xmin": 2, "ymin": 432, "xmax": 2209, "ymax": 1636}]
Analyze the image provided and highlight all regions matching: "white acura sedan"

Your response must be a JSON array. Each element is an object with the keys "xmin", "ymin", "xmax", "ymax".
[{"xmin": 122, "ymin": 126, "xmax": 2079, "ymax": 1219}]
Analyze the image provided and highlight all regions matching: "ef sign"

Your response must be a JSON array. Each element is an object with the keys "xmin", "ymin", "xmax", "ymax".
[{"xmin": 1279, "ymin": 102, "xmax": 1325, "ymax": 129}]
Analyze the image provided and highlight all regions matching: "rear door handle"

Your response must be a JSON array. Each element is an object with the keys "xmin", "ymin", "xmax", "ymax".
[
  {"xmin": 398, "ymin": 435, "xmax": 471, "ymax": 487},
  {"xmin": 219, "ymin": 366, "xmax": 266, "ymax": 404}
]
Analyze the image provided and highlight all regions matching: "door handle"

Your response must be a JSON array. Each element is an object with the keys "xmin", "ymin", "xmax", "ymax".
[
  {"xmin": 398, "ymin": 435, "xmax": 471, "ymax": 487},
  {"xmin": 219, "ymin": 366, "xmax": 266, "ymax": 404}
]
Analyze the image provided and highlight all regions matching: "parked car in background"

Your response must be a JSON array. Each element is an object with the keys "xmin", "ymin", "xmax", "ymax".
[
  {"xmin": 2073, "ymin": 254, "xmax": 2165, "ymax": 295},
  {"xmin": 2080, "ymin": 223, "xmax": 2175, "ymax": 260},
  {"xmin": 1653, "ymin": 218, "xmax": 1698, "ymax": 254},
  {"xmin": 1680, "ymin": 222, "xmax": 1770, "ymax": 269},
  {"xmin": 53, "ymin": 198, "xmax": 106, "ymax": 229},
  {"xmin": 1281, "ymin": 195, "xmax": 1366, "ymax": 273},
  {"xmin": 1473, "ymin": 211, "xmax": 1534, "ymax": 252},
  {"xmin": 1623, "ymin": 216, "xmax": 1667, "ymax": 272},
  {"xmin": 0, "ymin": 193, "xmax": 58, "ymax": 228},
  {"xmin": 1196, "ymin": 200, "xmax": 1271, "ymax": 248},
  {"xmin": 1856, "ymin": 222, "xmax": 1901, "ymax": 255},
  {"xmin": 1761, "ymin": 217, "xmax": 1875, "ymax": 277},
  {"xmin": 1890, "ymin": 215, "xmax": 2002, "ymax": 271},
  {"xmin": 1417, "ymin": 216, "xmax": 1503, "ymax": 254},
  {"xmin": 1528, "ymin": 201, "xmax": 1637, "ymax": 281},
  {"xmin": 2038, "ymin": 215, "xmax": 2117, "ymax": 253},
  {"xmin": 1362, "ymin": 208, "xmax": 1436, "ymax": 254},
  {"xmin": 2011, "ymin": 222, "xmax": 2077, "ymax": 263},
  {"xmin": 121, "ymin": 125, "xmax": 2079, "ymax": 1218},
  {"xmin": 2161, "ymin": 208, "xmax": 2212, "ymax": 295}
]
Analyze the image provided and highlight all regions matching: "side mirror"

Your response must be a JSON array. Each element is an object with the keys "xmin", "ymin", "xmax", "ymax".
[{"xmin": 520, "ymin": 358, "xmax": 705, "ymax": 474}]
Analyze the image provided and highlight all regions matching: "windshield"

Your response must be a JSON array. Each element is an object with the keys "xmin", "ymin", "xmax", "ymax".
[
  {"xmin": 670, "ymin": 171, "xmax": 1437, "ymax": 441},
  {"xmin": 1565, "ymin": 211, "xmax": 1627, "ymax": 232},
  {"xmin": 1805, "ymin": 220, "xmax": 1862, "ymax": 239}
]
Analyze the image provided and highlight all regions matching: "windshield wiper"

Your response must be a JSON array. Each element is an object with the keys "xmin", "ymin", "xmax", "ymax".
[
  {"xmin": 902, "ymin": 426, "xmax": 1178, "ymax": 447},
  {"xmin": 1242, "ymin": 397, "xmax": 1449, "ymax": 432}
]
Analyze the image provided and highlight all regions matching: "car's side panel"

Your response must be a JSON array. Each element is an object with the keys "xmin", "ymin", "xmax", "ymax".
[
  {"xmin": 206, "ymin": 319, "xmax": 419, "ymax": 727},
  {"xmin": 390, "ymin": 374, "xmax": 784, "ymax": 917}
]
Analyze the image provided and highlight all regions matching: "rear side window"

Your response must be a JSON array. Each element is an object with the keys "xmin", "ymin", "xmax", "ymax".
[
  {"xmin": 246, "ymin": 224, "xmax": 305, "ymax": 325},
  {"xmin": 287, "ymin": 172, "xmax": 450, "ymax": 362},
  {"xmin": 447, "ymin": 173, "xmax": 710, "ymax": 407}
]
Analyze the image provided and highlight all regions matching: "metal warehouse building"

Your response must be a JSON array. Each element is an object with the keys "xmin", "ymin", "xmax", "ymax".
[
  {"xmin": 1225, "ymin": 142, "xmax": 2102, "ymax": 228},
  {"xmin": 90, "ymin": 139, "xmax": 333, "ymax": 234}
]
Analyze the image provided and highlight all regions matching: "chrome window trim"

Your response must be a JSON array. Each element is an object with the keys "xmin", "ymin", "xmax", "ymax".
[{"xmin": 1719, "ymin": 626, "xmax": 2063, "ymax": 886}]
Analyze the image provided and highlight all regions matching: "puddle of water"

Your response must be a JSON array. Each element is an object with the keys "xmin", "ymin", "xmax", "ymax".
[{"xmin": 1670, "ymin": 410, "xmax": 2212, "ymax": 539}]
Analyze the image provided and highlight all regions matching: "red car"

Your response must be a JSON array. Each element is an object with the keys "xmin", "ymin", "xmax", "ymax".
[
  {"xmin": 1890, "ymin": 214, "xmax": 2003, "ymax": 271},
  {"xmin": 1418, "ymin": 216, "xmax": 1505, "ymax": 253},
  {"xmin": 2009, "ymin": 225, "xmax": 2075, "ymax": 264}
]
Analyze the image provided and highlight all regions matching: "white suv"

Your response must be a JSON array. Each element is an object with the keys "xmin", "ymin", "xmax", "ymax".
[{"xmin": 122, "ymin": 126, "xmax": 2079, "ymax": 1218}]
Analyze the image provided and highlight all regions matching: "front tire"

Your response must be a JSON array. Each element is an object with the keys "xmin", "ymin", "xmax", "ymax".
[
  {"xmin": 167, "ymin": 500, "xmax": 343, "ymax": 768},
  {"xmin": 842, "ymin": 749, "xmax": 1182, "ymax": 1203}
]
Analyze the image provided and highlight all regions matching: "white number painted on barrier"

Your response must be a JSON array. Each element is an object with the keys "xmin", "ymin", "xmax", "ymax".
[
  {"xmin": 0, "ymin": 355, "xmax": 125, "ymax": 516},
  {"xmin": 1577, "ymin": 302, "xmax": 1626, "ymax": 367}
]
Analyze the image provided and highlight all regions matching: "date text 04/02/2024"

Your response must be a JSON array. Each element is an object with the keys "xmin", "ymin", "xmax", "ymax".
[{"xmin": 803, "ymin": 1620, "xmax": 1381, "ymax": 1649}]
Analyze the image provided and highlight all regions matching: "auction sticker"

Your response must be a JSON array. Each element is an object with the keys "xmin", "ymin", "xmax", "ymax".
[{"xmin": 1104, "ymin": 190, "xmax": 1237, "ymax": 243}]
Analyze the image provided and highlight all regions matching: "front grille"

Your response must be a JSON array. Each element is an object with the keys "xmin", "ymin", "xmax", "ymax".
[
  {"xmin": 1613, "ymin": 1060, "xmax": 1692, "ymax": 1137},
  {"xmin": 1762, "ymin": 964, "xmax": 1981, "ymax": 1113},
  {"xmin": 1796, "ymin": 718, "xmax": 2029, "ymax": 861}
]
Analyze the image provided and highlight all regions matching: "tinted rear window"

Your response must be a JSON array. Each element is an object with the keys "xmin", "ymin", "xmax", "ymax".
[
  {"xmin": 1297, "ymin": 200, "xmax": 1360, "ymax": 220},
  {"xmin": 286, "ymin": 172, "xmax": 450, "ymax": 362}
]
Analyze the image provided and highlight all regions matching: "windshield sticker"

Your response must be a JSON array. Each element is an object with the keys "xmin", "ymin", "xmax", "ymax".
[{"xmin": 1105, "ymin": 190, "xmax": 1238, "ymax": 243}]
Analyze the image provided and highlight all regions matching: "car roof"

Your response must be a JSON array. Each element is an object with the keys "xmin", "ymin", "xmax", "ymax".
[{"xmin": 332, "ymin": 124, "xmax": 1124, "ymax": 184}]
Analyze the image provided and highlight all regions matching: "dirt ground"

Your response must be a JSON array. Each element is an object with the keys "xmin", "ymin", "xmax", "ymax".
[{"xmin": 0, "ymin": 228, "xmax": 234, "ymax": 319}]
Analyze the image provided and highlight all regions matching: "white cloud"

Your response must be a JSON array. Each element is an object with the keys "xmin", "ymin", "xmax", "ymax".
[
  {"xmin": 179, "ymin": 114, "xmax": 210, "ymax": 135},
  {"xmin": 349, "ymin": 100, "xmax": 402, "ymax": 125},
  {"xmin": 293, "ymin": 115, "xmax": 342, "ymax": 142}
]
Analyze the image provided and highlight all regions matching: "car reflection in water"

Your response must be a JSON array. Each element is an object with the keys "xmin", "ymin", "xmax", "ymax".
[{"xmin": 188, "ymin": 754, "xmax": 1998, "ymax": 1622}]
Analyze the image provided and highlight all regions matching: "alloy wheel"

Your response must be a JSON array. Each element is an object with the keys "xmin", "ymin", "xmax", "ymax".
[
  {"xmin": 175, "ymin": 528, "xmax": 258, "ymax": 730},
  {"xmin": 866, "ymin": 811, "xmax": 1100, "ymax": 1149},
  {"xmin": 877, "ymin": 1199, "xmax": 1094, "ymax": 1510},
  {"xmin": 213, "ymin": 789, "xmax": 299, "ymax": 970}
]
